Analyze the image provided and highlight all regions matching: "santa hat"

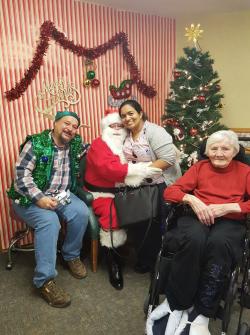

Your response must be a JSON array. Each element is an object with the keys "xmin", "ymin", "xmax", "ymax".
[{"xmin": 101, "ymin": 108, "xmax": 121, "ymax": 131}]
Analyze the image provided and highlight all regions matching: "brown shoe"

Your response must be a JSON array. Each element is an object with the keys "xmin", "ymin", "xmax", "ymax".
[
  {"xmin": 39, "ymin": 280, "xmax": 71, "ymax": 308},
  {"xmin": 66, "ymin": 258, "xmax": 87, "ymax": 279}
]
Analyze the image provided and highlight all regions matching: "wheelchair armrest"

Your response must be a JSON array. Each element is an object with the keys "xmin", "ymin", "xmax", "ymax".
[{"xmin": 76, "ymin": 187, "xmax": 94, "ymax": 206}]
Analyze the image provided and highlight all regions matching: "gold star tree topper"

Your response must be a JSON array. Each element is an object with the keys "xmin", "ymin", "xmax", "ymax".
[{"xmin": 185, "ymin": 24, "xmax": 203, "ymax": 45}]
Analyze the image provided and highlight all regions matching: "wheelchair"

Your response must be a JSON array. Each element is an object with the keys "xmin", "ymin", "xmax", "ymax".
[{"xmin": 144, "ymin": 204, "xmax": 250, "ymax": 335}]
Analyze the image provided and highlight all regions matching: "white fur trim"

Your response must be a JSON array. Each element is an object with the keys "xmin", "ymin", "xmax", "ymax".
[
  {"xmin": 101, "ymin": 113, "xmax": 121, "ymax": 131},
  {"xmin": 88, "ymin": 191, "xmax": 114, "ymax": 200},
  {"xmin": 100, "ymin": 228, "xmax": 127, "ymax": 248},
  {"xmin": 124, "ymin": 174, "xmax": 145, "ymax": 187},
  {"xmin": 124, "ymin": 163, "xmax": 147, "ymax": 187}
]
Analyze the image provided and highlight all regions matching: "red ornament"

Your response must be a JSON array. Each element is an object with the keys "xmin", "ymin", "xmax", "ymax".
[
  {"xmin": 91, "ymin": 78, "xmax": 100, "ymax": 88},
  {"xmin": 197, "ymin": 95, "xmax": 206, "ymax": 102},
  {"xmin": 173, "ymin": 71, "xmax": 182, "ymax": 79},
  {"xmin": 189, "ymin": 128, "xmax": 198, "ymax": 136}
]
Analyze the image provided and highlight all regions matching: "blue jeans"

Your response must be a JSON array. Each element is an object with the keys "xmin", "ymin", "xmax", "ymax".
[{"xmin": 13, "ymin": 192, "xmax": 89, "ymax": 288}]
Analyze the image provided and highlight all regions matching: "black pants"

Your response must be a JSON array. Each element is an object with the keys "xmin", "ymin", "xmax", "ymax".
[{"xmin": 165, "ymin": 215, "xmax": 246, "ymax": 317}]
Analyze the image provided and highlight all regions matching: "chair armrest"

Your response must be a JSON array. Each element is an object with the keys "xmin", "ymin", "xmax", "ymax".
[
  {"xmin": 76, "ymin": 187, "xmax": 94, "ymax": 205},
  {"xmin": 88, "ymin": 207, "xmax": 100, "ymax": 239}
]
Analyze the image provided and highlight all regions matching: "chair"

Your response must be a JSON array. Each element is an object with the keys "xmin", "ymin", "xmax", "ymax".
[
  {"xmin": 76, "ymin": 155, "xmax": 100, "ymax": 272},
  {"xmin": 6, "ymin": 155, "xmax": 100, "ymax": 273}
]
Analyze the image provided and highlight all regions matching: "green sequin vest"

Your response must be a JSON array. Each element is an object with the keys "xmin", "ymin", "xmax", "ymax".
[{"xmin": 7, "ymin": 130, "xmax": 83, "ymax": 206}]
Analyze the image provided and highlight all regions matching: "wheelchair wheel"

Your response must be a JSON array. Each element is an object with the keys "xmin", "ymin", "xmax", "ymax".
[{"xmin": 238, "ymin": 322, "xmax": 250, "ymax": 335}]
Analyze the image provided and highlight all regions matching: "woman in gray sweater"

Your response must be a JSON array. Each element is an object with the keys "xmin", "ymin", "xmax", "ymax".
[{"xmin": 119, "ymin": 99, "xmax": 181, "ymax": 273}]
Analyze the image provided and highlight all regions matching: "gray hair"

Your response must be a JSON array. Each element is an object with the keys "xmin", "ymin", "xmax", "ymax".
[{"xmin": 205, "ymin": 130, "xmax": 240, "ymax": 156}]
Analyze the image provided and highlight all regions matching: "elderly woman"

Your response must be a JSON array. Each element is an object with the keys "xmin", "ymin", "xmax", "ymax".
[
  {"xmin": 146, "ymin": 130, "xmax": 250, "ymax": 335},
  {"xmin": 119, "ymin": 100, "xmax": 181, "ymax": 273}
]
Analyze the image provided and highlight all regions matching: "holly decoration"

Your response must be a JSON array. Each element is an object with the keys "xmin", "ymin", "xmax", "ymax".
[{"xmin": 109, "ymin": 79, "xmax": 132, "ymax": 100}]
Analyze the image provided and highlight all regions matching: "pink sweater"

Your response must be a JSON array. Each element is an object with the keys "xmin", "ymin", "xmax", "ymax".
[{"xmin": 164, "ymin": 159, "xmax": 250, "ymax": 221}]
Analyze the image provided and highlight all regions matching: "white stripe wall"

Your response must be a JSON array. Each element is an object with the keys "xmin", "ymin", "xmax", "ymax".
[{"xmin": 0, "ymin": 0, "xmax": 176, "ymax": 250}]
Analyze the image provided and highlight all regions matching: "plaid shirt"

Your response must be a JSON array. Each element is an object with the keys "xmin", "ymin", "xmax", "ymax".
[{"xmin": 14, "ymin": 138, "xmax": 71, "ymax": 203}]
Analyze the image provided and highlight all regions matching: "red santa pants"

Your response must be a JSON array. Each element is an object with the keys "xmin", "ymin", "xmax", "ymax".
[{"xmin": 92, "ymin": 197, "xmax": 119, "ymax": 230}]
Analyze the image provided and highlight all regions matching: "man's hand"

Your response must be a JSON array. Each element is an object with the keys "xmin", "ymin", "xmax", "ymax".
[
  {"xmin": 36, "ymin": 196, "xmax": 58, "ymax": 210},
  {"xmin": 183, "ymin": 194, "xmax": 215, "ymax": 226}
]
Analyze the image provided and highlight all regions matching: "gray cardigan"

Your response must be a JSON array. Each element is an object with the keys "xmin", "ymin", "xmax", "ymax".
[{"xmin": 145, "ymin": 121, "xmax": 182, "ymax": 185}]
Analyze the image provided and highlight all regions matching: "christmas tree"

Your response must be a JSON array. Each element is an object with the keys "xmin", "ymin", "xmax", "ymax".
[{"xmin": 163, "ymin": 25, "xmax": 226, "ymax": 172}]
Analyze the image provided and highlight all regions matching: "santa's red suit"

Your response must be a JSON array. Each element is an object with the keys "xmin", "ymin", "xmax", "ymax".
[{"xmin": 84, "ymin": 110, "xmax": 160, "ymax": 249}]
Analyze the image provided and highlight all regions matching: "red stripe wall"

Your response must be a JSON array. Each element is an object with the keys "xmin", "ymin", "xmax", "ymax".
[{"xmin": 0, "ymin": 0, "xmax": 176, "ymax": 250}]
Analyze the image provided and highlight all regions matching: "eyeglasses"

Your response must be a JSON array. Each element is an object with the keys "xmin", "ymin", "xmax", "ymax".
[{"xmin": 109, "ymin": 123, "xmax": 124, "ymax": 129}]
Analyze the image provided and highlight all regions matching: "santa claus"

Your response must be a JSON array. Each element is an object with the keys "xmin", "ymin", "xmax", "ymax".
[{"xmin": 84, "ymin": 109, "xmax": 161, "ymax": 290}]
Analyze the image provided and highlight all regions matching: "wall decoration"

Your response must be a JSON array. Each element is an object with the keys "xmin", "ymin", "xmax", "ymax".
[
  {"xmin": 108, "ymin": 95, "xmax": 137, "ymax": 108},
  {"xmin": 109, "ymin": 79, "xmax": 132, "ymax": 99},
  {"xmin": 5, "ymin": 20, "xmax": 157, "ymax": 101},
  {"xmin": 35, "ymin": 79, "xmax": 81, "ymax": 120},
  {"xmin": 83, "ymin": 59, "xmax": 100, "ymax": 89}
]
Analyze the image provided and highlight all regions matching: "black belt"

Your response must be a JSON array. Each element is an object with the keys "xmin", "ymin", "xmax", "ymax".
[
  {"xmin": 84, "ymin": 181, "xmax": 123, "ymax": 194},
  {"xmin": 84, "ymin": 181, "xmax": 159, "ymax": 194}
]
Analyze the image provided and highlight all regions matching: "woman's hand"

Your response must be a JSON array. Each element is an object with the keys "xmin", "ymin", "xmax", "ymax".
[
  {"xmin": 149, "ymin": 159, "xmax": 171, "ymax": 171},
  {"xmin": 183, "ymin": 194, "xmax": 215, "ymax": 225},
  {"xmin": 208, "ymin": 203, "xmax": 241, "ymax": 218}
]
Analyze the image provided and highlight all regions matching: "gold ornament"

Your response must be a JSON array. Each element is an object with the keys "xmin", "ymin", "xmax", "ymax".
[
  {"xmin": 83, "ymin": 79, "xmax": 91, "ymax": 87},
  {"xmin": 185, "ymin": 24, "xmax": 203, "ymax": 45}
]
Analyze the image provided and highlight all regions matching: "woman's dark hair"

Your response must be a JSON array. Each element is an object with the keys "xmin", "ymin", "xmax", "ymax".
[{"xmin": 118, "ymin": 99, "xmax": 148, "ymax": 121}]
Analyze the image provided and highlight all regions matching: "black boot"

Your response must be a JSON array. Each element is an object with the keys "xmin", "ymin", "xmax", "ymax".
[{"xmin": 103, "ymin": 247, "xmax": 123, "ymax": 290}]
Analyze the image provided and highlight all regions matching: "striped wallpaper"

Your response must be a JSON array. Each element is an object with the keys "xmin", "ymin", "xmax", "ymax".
[{"xmin": 0, "ymin": 0, "xmax": 176, "ymax": 250}]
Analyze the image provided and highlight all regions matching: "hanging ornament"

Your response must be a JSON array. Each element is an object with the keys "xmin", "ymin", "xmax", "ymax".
[
  {"xmin": 189, "ymin": 128, "xmax": 198, "ymax": 136},
  {"xmin": 197, "ymin": 95, "xmax": 206, "ymax": 102},
  {"xmin": 174, "ymin": 71, "xmax": 182, "ymax": 79},
  {"xmin": 109, "ymin": 79, "xmax": 132, "ymax": 100},
  {"xmin": 83, "ymin": 79, "xmax": 91, "ymax": 87},
  {"xmin": 187, "ymin": 151, "xmax": 198, "ymax": 167},
  {"xmin": 83, "ymin": 59, "xmax": 100, "ymax": 89},
  {"xmin": 86, "ymin": 70, "xmax": 95, "ymax": 80},
  {"xmin": 215, "ymin": 84, "xmax": 221, "ymax": 91},
  {"xmin": 91, "ymin": 78, "xmax": 100, "ymax": 88},
  {"xmin": 173, "ymin": 127, "xmax": 184, "ymax": 141}
]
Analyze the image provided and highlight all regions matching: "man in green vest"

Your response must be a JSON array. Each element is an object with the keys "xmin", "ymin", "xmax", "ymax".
[{"xmin": 8, "ymin": 111, "xmax": 89, "ymax": 308}]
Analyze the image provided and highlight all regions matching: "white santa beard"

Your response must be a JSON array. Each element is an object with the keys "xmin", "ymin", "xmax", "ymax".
[{"xmin": 102, "ymin": 127, "xmax": 127, "ymax": 163}]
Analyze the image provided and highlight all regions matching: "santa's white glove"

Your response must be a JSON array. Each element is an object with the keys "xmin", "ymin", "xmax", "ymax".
[{"xmin": 124, "ymin": 162, "xmax": 162, "ymax": 187}]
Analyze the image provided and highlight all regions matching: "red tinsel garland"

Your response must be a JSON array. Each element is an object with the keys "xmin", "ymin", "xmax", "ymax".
[{"xmin": 5, "ymin": 20, "xmax": 157, "ymax": 101}]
